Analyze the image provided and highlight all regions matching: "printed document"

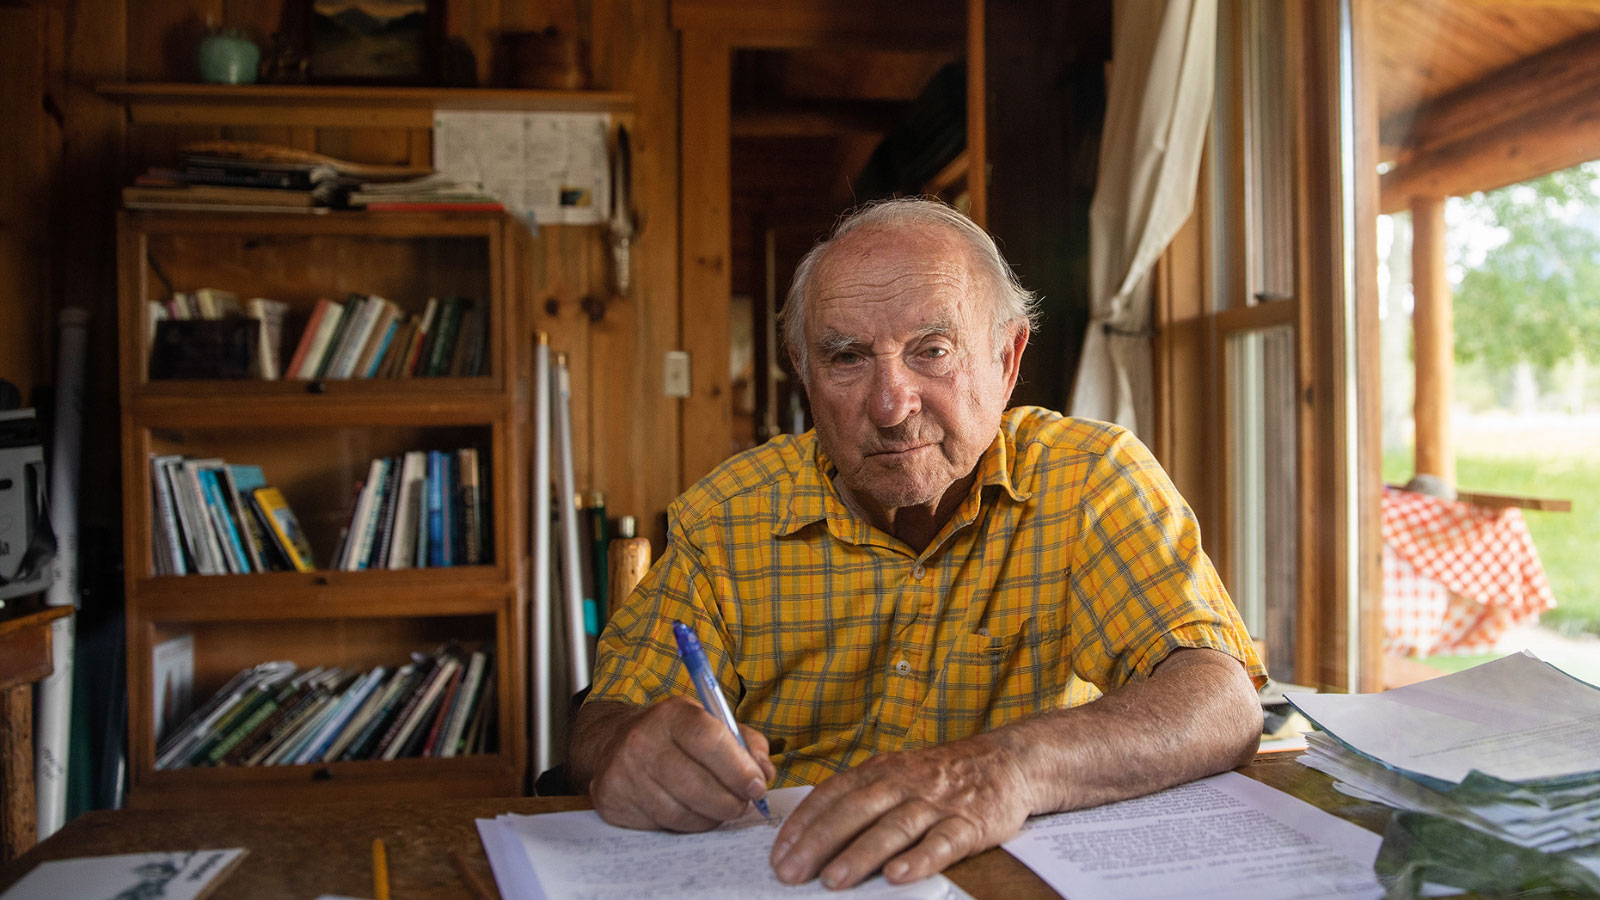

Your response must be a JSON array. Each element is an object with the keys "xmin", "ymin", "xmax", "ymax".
[
  {"xmin": 0, "ymin": 849, "xmax": 245, "ymax": 900},
  {"xmin": 1288, "ymin": 651, "xmax": 1600, "ymax": 784},
  {"xmin": 1003, "ymin": 772, "xmax": 1393, "ymax": 900},
  {"xmin": 477, "ymin": 785, "xmax": 973, "ymax": 899}
]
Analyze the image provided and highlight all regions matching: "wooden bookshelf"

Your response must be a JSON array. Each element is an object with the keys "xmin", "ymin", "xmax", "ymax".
[
  {"xmin": 96, "ymin": 82, "xmax": 634, "ymax": 128},
  {"xmin": 117, "ymin": 208, "xmax": 527, "ymax": 808}
]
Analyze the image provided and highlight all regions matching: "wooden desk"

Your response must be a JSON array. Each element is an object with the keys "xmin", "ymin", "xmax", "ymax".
[{"xmin": 0, "ymin": 755, "xmax": 1383, "ymax": 899}]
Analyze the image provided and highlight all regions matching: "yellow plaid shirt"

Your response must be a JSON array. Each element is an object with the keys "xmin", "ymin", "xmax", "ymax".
[{"xmin": 587, "ymin": 407, "xmax": 1265, "ymax": 787}]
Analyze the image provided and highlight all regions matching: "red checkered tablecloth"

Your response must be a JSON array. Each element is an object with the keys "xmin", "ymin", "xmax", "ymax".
[{"xmin": 1381, "ymin": 487, "xmax": 1556, "ymax": 656}]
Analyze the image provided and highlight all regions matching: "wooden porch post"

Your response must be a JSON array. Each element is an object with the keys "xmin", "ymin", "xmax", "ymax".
[{"xmin": 1410, "ymin": 195, "xmax": 1454, "ymax": 485}]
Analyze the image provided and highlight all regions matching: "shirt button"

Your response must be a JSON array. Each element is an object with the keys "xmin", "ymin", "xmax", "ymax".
[
  {"xmin": 912, "ymin": 565, "xmax": 926, "ymax": 579},
  {"xmin": 894, "ymin": 659, "xmax": 911, "ymax": 675},
  {"xmin": 977, "ymin": 627, "xmax": 990, "ymax": 637}
]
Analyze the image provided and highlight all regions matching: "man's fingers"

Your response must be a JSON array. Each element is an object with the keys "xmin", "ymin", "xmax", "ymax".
[
  {"xmin": 772, "ymin": 771, "xmax": 898, "ymax": 884},
  {"xmin": 881, "ymin": 816, "xmax": 983, "ymax": 884},
  {"xmin": 739, "ymin": 725, "xmax": 778, "ymax": 783},
  {"xmin": 816, "ymin": 800, "xmax": 960, "ymax": 889},
  {"xmin": 590, "ymin": 696, "xmax": 774, "ymax": 831}
]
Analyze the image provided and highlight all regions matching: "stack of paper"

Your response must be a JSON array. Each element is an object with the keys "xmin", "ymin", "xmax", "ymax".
[
  {"xmin": 1288, "ymin": 652, "xmax": 1600, "ymax": 879},
  {"xmin": 475, "ymin": 785, "xmax": 973, "ymax": 899}
]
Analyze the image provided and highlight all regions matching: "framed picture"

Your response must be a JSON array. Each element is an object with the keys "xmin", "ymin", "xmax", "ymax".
[{"xmin": 307, "ymin": 0, "xmax": 442, "ymax": 84}]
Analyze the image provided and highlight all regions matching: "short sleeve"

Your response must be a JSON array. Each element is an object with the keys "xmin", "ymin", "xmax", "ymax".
[
  {"xmin": 1063, "ymin": 430, "xmax": 1265, "ymax": 691},
  {"xmin": 584, "ymin": 532, "xmax": 742, "ymax": 710}
]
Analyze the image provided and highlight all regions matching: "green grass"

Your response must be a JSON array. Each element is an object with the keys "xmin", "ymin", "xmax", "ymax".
[{"xmin": 1384, "ymin": 450, "xmax": 1600, "ymax": 636}]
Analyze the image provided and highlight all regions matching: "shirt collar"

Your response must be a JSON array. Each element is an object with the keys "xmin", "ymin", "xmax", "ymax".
[{"xmin": 774, "ymin": 423, "xmax": 1032, "ymax": 540}]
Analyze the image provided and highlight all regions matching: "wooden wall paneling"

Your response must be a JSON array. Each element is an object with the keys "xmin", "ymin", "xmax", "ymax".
[
  {"xmin": 126, "ymin": 0, "xmax": 216, "ymax": 82},
  {"xmin": 59, "ymin": 0, "xmax": 129, "ymax": 537},
  {"xmin": 0, "ymin": 5, "xmax": 53, "ymax": 401},
  {"xmin": 523, "ymin": 226, "xmax": 599, "ymax": 496},
  {"xmin": 678, "ymin": 28, "xmax": 733, "ymax": 489},
  {"xmin": 591, "ymin": 0, "xmax": 682, "ymax": 550},
  {"xmin": 444, "ymin": 0, "xmax": 501, "ymax": 88},
  {"xmin": 313, "ymin": 128, "xmax": 421, "ymax": 166}
]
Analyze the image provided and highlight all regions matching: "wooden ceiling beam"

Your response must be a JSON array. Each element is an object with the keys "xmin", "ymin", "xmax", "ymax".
[
  {"xmin": 672, "ymin": 0, "xmax": 963, "ymax": 50},
  {"xmin": 1379, "ymin": 28, "xmax": 1600, "ymax": 212}
]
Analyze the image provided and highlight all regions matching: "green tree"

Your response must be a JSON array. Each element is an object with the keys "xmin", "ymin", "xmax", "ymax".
[{"xmin": 1452, "ymin": 164, "xmax": 1600, "ymax": 372}]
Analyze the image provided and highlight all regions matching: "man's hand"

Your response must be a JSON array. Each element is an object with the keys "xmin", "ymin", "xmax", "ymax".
[
  {"xmin": 768, "ymin": 648, "xmax": 1261, "ymax": 889},
  {"xmin": 770, "ymin": 734, "xmax": 1035, "ymax": 890},
  {"xmin": 573, "ymin": 697, "xmax": 776, "ymax": 833}
]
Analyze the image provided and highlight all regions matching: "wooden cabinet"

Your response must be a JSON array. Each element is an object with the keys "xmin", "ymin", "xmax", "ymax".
[{"xmin": 116, "ymin": 209, "xmax": 526, "ymax": 808}]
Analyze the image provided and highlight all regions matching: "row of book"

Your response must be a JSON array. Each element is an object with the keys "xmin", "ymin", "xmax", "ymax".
[
  {"xmin": 333, "ymin": 449, "xmax": 491, "ymax": 571},
  {"xmin": 287, "ymin": 294, "xmax": 485, "ymax": 381},
  {"xmin": 150, "ymin": 455, "xmax": 316, "ymax": 576},
  {"xmin": 156, "ymin": 645, "xmax": 497, "ymax": 770},
  {"xmin": 147, "ymin": 289, "xmax": 289, "ymax": 380}
]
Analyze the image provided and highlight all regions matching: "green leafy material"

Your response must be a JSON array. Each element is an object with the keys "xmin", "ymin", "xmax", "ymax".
[{"xmin": 1376, "ymin": 812, "xmax": 1600, "ymax": 900}]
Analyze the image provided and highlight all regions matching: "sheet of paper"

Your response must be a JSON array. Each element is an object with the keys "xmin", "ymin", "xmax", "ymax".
[
  {"xmin": 434, "ymin": 111, "xmax": 610, "ymax": 226},
  {"xmin": 0, "ymin": 849, "xmax": 246, "ymax": 900},
  {"xmin": 1002, "ymin": 772, "xmax": 1392, "ymax": 900},
  {"xmin": 1288, "ymin": 651, "xmax": 1600, "ymax": 784},
  {"xmin": 477, "ymin": 785, "xmax": 971, "ymax": 899}
]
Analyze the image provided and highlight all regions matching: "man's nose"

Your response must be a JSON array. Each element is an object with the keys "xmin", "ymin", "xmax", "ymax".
[{"xmin": 868, "ymin": 360, "xmax": 920, "ymax": 428}]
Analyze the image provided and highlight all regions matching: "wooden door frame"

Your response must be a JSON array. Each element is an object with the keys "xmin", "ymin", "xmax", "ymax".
[{"xmin": 672, "ymin": 0, "xmax": 967, "ymax": 487}]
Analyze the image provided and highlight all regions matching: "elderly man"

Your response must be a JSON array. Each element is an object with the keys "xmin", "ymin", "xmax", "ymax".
[{"xmin": 568, "ymin": 198, "xmax": 1264, "ymax": 890}]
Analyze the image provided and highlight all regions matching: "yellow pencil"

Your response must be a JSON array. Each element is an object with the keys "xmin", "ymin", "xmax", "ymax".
[{"xmin": 372, "ymin": 837, "xmax": 391, "ymax": 900}]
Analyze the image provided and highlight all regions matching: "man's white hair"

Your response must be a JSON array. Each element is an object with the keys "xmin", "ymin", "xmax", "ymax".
[{"xmin": 780, "ymin": 197, "xmax": 1039, "ymax": 377}]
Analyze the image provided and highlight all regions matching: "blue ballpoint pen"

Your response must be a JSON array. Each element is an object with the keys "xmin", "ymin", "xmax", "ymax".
[{"xmin": 672, "ymin": 620, "xmax": 773, "ymax": 820}]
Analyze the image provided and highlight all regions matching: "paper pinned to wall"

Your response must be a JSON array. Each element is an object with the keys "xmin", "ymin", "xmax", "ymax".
[{"xmin": 434, "ymin": 111, "xmax": 611, "ymax": 226}]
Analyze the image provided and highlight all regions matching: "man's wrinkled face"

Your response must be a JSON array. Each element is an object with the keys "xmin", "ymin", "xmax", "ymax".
[{"xmin": 796, "ymin": 225, "xmax": 1023, "ymax": 522}]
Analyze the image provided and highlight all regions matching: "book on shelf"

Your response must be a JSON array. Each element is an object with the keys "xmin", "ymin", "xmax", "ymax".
[
  {"xmin": 276, "ymin": 294, "xmax": 484, "ymax": 382},
  {"xmin": 152, "ymin": 633, "xmax": 196, "ymax": 745},
  {"xmin": 334, "ymin": 448, "xmax": 489, "ymax": 570},
  {"xmin": 150, "ymin": 455, "xmax": 316, "ymax": 577},
  {"xmin": 246, "ymin": 298, "xmax": 289, "ymax": 379},
  {"xmin": 285, "ymin": 298, "xmax": 344, "ymax": 379},
  {"xmin": 253, "ymin": 486, "xmax": 316, "ymax": 572}
]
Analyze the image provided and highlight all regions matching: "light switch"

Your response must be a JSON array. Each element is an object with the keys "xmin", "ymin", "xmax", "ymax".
[{"xmin": 664, "ymin": 351, "xmax": 692, "ymax": 398}]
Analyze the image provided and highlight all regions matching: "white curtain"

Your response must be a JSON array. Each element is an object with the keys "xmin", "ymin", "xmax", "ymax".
[{"xmin": 1068, "ymin": 0, "xmax": 1217, "ymax": 439}]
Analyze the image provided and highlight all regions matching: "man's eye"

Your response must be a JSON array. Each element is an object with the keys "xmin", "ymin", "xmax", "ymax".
[
  {"xmin": 921, "ymin": 346, "xmax": 950, "ymax": 360},
  {"xmin": 830, "ymin": 351, "xmax": 864, "ymax": 366}
]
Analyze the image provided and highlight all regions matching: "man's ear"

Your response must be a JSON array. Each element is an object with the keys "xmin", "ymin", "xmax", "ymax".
[{"xmin": 1000, "ymin": 321, "xmax": 1028, "ymax": 400}]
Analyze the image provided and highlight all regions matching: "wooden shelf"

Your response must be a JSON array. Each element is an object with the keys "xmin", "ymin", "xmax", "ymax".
[
  {"xmin": 135, "ymin": 572, "xmax": 507, "ymax": 622},
  {"xmin": 97, "ymin": 82, "xmax": 635, "ymax": 128},
  {"xmin": 129, "ymin": 389, "xmax": 507, "ymax": 425},
  {"xmin": 127, "ymin": 754, "xmax": 518, "ymax": 810}
]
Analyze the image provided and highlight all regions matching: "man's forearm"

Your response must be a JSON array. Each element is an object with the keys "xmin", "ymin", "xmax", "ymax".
[
  {"xmin": 985, "ymin": 646, "xmax": 1262, "ymax": 816},
  {"xmin": 566, "ymin": 698, "xmax": 648, "ymax": 791}
]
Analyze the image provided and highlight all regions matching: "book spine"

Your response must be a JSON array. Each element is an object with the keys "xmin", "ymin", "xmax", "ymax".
[
  {"xmin": 367, "ymin": 661, "xmax": 436, "ymax": 760},
  {"xmin": 321, "ymin": 667, "xmax": 393, "ymax": 762},
  {"xmin": 458, "ymin": 448, "xmax": 484, "ymax": 565},
  {"xmin": 253, "ymin": 487, "xmax": 315, "ymax": 572},
  {"xmin": 218, "ymin": 466, "xmax": 266, "ymax": 573},
  {"xmin": 381, "ymin": 657, "xmax": 457, "ymax": 761},
  {"xmin": 344, "ymin": 664, "xmax": 422, "ymax": 761},
  {"xmin": 150, "ymin": 455, "xmax": 189, "ymax": 575},
  {"xmin": 166, "ymin": 459, "xmax": 217, "ymax": 575},
  {"xmin": 420, "ymin": 663, "xmax": 466, "ymax": 757},
  {"xmin": 312, "ymin": 298, "xmax": 357, "ymax": 378},
  {"xmin": 424, "ymin": 297, "xmax": 463, "ymax": 377},
  {"xmin": 369, "ymin": 457, "xmax": 404, "ymax": 569},
  {"xmin": 439, "ymin": 651, "xmax": 487, "ymax": 758},
  {"xmin": 426, "ymin": 451, "xmax": 445, "ymax": 567},
  {"xmin": 295, "ymin": 671, "xmax": 378, "ymax": 764}
]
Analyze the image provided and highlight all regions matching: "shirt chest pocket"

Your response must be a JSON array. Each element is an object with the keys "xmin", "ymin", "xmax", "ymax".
[{"xmin": 912, "ymin": 611, "xmax": 1066, "ymax": 746}]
